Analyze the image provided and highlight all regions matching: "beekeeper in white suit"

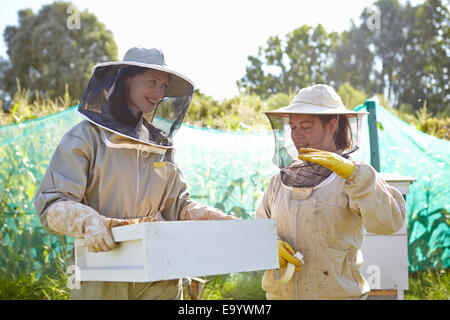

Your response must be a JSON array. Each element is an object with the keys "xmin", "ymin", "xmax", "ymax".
[
  {"xmin": 34, "ymin": 47, "xmax": 235, "ymax": 300},
  {"xmin": 256, "ymin": 84, "xmax": 406, "ymax": 300}
]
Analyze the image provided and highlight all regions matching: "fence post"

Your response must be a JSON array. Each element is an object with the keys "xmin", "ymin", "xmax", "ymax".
[{"xmin": 366, "ymin": 100, "xmax": 380, "ymax": 172}]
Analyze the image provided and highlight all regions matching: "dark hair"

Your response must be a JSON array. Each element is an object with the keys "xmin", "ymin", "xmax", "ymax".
[
  {"xmin": 318, "ymin": 114, "xmax": 353, "ymax": 150},
  {"xmin": 108, "ymin": 66, "xmax": 149, "ymax": 126}
]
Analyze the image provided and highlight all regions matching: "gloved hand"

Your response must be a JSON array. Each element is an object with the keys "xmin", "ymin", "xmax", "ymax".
[
  {"xmin": 179, "ymin": 202, "xmax": 238, "ymax": 221},
  {"xmin": 47, "ymin": 200, "xmax": 130, "ymax": 253},
  {"xmin": 83, "ymin": 215, "xmax": 130, "ymax": 252},
  {"xmin": 298, "ymin": 148, "xmax": 355, "ymax": 179},
  {"xmin": 127, "ymin": 215, "xmax": 159, "ymax": 224},
  {"xmin": 278, "ymin": 240, "xmax": 302, "ymax": 272}
]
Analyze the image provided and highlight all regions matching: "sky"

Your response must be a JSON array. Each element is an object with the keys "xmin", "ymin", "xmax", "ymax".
[{"xmin": 0, "ymin": 0, "xmax": 425, "ymax": 101}]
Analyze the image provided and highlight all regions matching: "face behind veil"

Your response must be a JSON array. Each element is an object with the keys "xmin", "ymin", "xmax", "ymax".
[
  {"xmin": 77, "ymin": 47, "xmax": 195, "ymax": 148},
  {"xmin": 264, "ymin": 84, "xmax": 367, "ymax": 188}
]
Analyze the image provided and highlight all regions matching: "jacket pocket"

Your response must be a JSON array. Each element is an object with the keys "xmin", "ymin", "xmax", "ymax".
[
  {"xmin": 315, "ymin": 192, "xmax": 348, "ymax": 208},
  {"xmin": 318, "ymin": 247, "xmax": 362, "ymax": 299},
  {"xmin": 313, "ymin": 193, "xmax": 352, "ymax": 245}
]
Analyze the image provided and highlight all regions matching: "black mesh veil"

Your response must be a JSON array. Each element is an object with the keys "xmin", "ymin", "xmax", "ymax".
[
  {"xmin": 265, "ymin": 113, "xmax": 365, "ymax": 188},
  {"xmin": 77, "ymin": 65, "xmax": 193, "ymax": 147}
]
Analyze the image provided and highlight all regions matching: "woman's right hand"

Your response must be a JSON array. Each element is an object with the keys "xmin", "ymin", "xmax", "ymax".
[
  {"xmin": 278, "ymin": 240, "xmax": 302, "ymax": 271},
  {"xmin": 47, "ymin": 200, "xmax": 129, "ymax": 252},
  {"xmin": 83, "ymin": 215, "xmax": 130, "ymax": 252}
]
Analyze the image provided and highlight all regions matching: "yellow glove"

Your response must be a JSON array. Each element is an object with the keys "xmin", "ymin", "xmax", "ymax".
[
  {"xmin": 278, "ymin": 240, "xmax": 302, "ymax": 272},
  {"xmin": 298, "ymin": 148, "xmax": 355, "ymax": 179}
]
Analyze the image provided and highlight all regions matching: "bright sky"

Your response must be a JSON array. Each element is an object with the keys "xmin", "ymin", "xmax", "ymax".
[{"xmin": 0, "ymin": 0, "xmax": 425, "ymax": 101}]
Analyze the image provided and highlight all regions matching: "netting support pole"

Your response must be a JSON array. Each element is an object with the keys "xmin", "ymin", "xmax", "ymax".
[{"xmin": 366, "ymin": 100, "xmax": 380, "ymax": 172}]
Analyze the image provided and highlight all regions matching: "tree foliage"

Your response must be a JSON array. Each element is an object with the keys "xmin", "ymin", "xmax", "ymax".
[
  {"xmin": 239, "ymin": 0, "xmax": 449, "ymax": 115},
  {"xmin": 1, "ymin": 1, "xmax": 117, "ymax": 105},
  {"xmin": 237, "ymin": 24, "xmax": 338, "ymax": 99}
]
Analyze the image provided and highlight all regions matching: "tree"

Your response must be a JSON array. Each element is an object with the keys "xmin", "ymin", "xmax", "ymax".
[
  {"xmin": 239, "ymin": 0, "xmax": 449, "ymax": 115},
  {"xmin": 336, "ymin": 82, "xmax": 368, "ymax": 109},
  {"xmin": 1, "ymin": 1, "xmax": 117, "ymax": 104},
  {"xmin": 333, "ymin": 0, "xmax": 449, "ymax": 114},
  {"xmin": 362, "ymin": 0, "xmax": 406, "ymax": 101},
  {"xmin": 237, "ymin": 24, "xmax": 338, "ymax": 99},
  {"xmin": 394, "ymin": 0, "xmax": 449, "ymax": 115},
  {"xmin": 327, "ymin": 23, "xmax": 376, "ymax": 94}
]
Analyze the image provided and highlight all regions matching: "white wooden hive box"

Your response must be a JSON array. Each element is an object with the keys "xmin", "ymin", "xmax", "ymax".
[{"xmin": 75, "ymin": 219, "xmax": 278, "ymax": 282}]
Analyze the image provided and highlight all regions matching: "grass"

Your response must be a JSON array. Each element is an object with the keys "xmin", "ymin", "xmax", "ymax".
[
  {"xmin": 200, "ymin": 272, "xmax": 266, "ymax": 300},
  {"xmin": 0, "ymin": 79, "xmax": 71, "ymax": 126},
  {"xmin": 405, "ymin": 269, "xmax": 449, "ymax": 300},
  {"xmin": 1, "ymin": 269, "xmax": 448, "ymax": 300},
  {"xmin": 196, "ymin": 269, "xmax": 450, "ymax": 300},
  {"xmin": 0, "ymin": 266, "xmax": 70, "ymax": 300}
]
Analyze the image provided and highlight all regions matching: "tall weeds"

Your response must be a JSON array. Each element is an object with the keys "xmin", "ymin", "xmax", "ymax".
[{"xmin": 0, "ymin": 79, "xmax": 72, "ymax": 126}]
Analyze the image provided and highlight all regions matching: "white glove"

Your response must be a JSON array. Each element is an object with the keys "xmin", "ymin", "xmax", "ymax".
[
  {"xmin": 179, "ymin": 202, "xmax": 238, "ymax": 221},
  {"xmin": 47, "ymin": 200, "xmax": 129, "ymax": 252}
]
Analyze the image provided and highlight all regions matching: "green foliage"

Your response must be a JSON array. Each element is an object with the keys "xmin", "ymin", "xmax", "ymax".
[
  {"xmin": 416, "ymin": 117, "xmax": 450, "ymax": 140},
  {"xmin": 265, "ymin": 92, "xmax": 293, "ymax": 111},
  {"xmin": 383, "ymin": 98, "xmax": 450, "ymax": 140},
  {"xmin": 0, "ymin": 139, "xmax": 72, "ymax": 300},
  {"xmin": 0, "ymin": 79, "xmax": 70, "ymax": 126},
  {"xmin": 198, "ymin": 269, "xmax": 450, "ymax": 300},
  {"xmin": 328, "ymin": 24, "xmax": 376, "ymax": 94},
  {"xmin": 0, "ymin": 212, "xmax": 72, "ymax": 299},
  {"xmin": 408, "ymin": 207, "xmax": 449, "ymax": 271},
  {"xmin": 0, "ymin": 137, "xmax": 38, "ymax": 214},
  {"xmin": 413, "ymin": 102, "xmax": 450, "ymax": 140},
  {"xmin": 238, "ymin": 24, "xmax": 338, "ymax": 99},
  {"xmin": 1, "ymin": 1, "xmax": 117, "ymax": 103},
  {"xmin": 0, "ymin": 271, "xmax": 69, "ymax": 300},
  {"xmin": 217, "ymin": 94, "xmax": 269, "ymax": 131},
  {"xmin": 185, "ymin": 90, "xmax": 274, "ymax": 131},
  {"xmin": 0, "ymin": 87, "xmax": 448, "ymax": 298},
  {"xmin": 184, "ymin": 90, "xmax": 222, "ymax": 127},
  {"xmin": 337, "ymin": 82, "xmax": 368, "ymax": 109},
  {"xmin": 240, "ymin": 0, "xmax": 449, "ymax": 115},
  {"xmin": 201, "ymin": 272, "xmax": 266, "ymax": 300},
  {"xmin": 0, "ymin": 93, "xmax": 72, "ymax": 214},
  {"xmin": 405, "ymin": 269, "xmax": 450, "ymax": 300}
]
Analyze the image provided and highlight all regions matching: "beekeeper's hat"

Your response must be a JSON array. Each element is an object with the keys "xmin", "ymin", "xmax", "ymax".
[{"xmin": 92, "ymin": 47, "xmax": 195, "ymax": 97}]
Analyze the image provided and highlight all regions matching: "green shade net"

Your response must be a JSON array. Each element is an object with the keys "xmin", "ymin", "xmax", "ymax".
[
  {"xmin": 353, "ymin": 100, "xmax": 449, "ymax": 272},
  {"xmin": 0, "ymin": 101, "xmax": 448, "ymax": 275}
]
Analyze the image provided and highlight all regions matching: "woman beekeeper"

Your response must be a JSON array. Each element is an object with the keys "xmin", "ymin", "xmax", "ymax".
[
  {"xmin": 33, "ymin": 47, "xmax": 235, "ymax": 300},
  {"xmin": 256, "ymin": 84, "xmax": 406, "ymax": 300}
]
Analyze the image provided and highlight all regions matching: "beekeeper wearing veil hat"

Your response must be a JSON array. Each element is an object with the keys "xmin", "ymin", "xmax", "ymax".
[
  {"xmin": 256, "ymin": 84, "xmax": 406, "ymax": 300},
  {"xmin": 34, "ymin": 47, "xmax": 235, "ymax": 300}
]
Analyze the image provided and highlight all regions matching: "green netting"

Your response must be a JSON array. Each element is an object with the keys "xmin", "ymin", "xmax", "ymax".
[
  {"xmin": 0, "ymin": 101, "xmax": 448, "ymax": 273},
  {"xmin": 353, "ymin": 101, "xmax": 449, "ymax": 271},
  {"xmin": 0, "ymin": 108, "xmax": 81, "ymax": 279}
]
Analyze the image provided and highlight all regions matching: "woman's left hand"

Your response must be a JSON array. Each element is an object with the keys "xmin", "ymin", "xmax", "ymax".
[{"xmin": 298, "ymin": 148, "xmax": 355, "ymax": 179}]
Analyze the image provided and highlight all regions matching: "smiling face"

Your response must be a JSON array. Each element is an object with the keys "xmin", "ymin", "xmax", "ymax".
[
  {"xmin": 288, "ymin": 114, "xmax": 338, "ymax": 152},
  {"xmin": 126, "ymin": 69, "xmax": 170, "ymax": 117}
]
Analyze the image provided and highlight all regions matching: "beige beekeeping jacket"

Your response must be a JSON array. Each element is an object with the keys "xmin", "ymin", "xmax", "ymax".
[
  {"xmin": 256, "ymin": 162, "xmax": 407, "ymax": 300},
  {"xmin": 33, "ymin": 119, "xmax": 225, "ymax": 300}
]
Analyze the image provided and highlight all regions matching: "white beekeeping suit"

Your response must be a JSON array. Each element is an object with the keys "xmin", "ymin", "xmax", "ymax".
[{"xmin": 256, "ymin": 84, "xmax": 406, "ymax": 299}]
